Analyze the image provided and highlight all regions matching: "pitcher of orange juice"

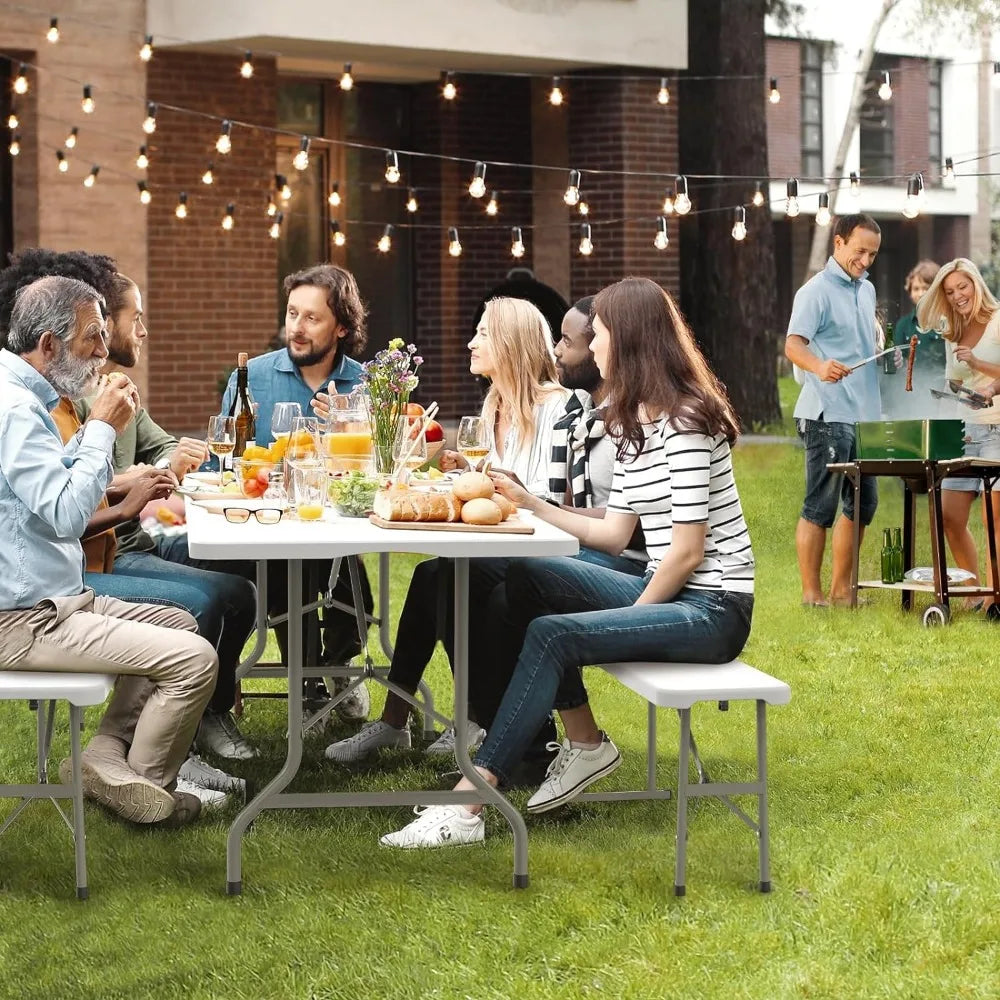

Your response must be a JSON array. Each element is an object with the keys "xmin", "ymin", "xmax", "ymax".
[{"xmin": 322, "ymin": 390, "xmax": 372, "ymax": 474}]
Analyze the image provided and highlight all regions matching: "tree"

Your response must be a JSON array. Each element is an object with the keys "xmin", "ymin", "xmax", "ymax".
[{"xmin": 679, "ymin": 0, "xmax": 782, "ymax": 428}]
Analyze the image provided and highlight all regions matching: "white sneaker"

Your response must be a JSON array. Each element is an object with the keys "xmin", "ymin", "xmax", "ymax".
[
  {"xmin": 426, "ymin": 720, "xmax": 487, "ymax": 758},
  {"xmin": 179, "ymin": 754, "xmax": 246, "ymax": 799},
  {"xmin": 324, "ymin": 720, "xmax": 411, "ymax": 763},
  {"xmin": 332, "ymin": 677, "xmax": 371, "ymax": 722},
  {"xmin": 196, "ymin": 711, "xmax": 258, "ymax": 761},
  {"xmin": 379, "ymin": 805, "xmax": 485, "ymax": 849},
  {"xmin": 525, "ymin": 732, "xmax": 621, "ymax": 813},
  {"xmin": 175, "ymin": 776, "xmax": 229, "ymax": 812}
]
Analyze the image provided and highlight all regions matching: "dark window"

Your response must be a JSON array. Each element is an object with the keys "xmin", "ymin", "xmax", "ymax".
[
  {"xmin": 928, "ymin": 60, "xmax": 942, "ymax": 179},
  {"xmin": 860, "ymin": 55, "xmax": 895, "ymax": 179},
  {"xmin": 801, "ymin": 42, "xmax": 823, "ymax": 179}
]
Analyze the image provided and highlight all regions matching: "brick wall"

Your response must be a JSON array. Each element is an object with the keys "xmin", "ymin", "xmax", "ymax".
[
  {"xmin": 894, "ymin": 57, "xmax": 932, "ymax": 181},
  {"xmin": 765, "ymin": 39, "xmax": 801, "ymax": 179},
  {"xmin": 146, "ymin": 51, "xmax": 278, "ymax": 432}
]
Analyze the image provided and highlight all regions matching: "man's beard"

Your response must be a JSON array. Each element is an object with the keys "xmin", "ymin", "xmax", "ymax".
[
  {"xmin": 557, "ymin": 358, "xmax": 603, "ymax": 394},
  {"xmin": 106, "ymin": 337, "xmax": 139, "ymax": 368},
  {"xmin": 286, "ymin": 340, "xmax": 336, "ymax": 369},
  {"xmin": 46, "ymin": 345, "xmax": 102, "ymax": 399}
]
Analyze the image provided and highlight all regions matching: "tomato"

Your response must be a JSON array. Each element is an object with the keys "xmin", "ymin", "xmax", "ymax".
[
  {"xmin": 256, "ymin": 468, "xmax": 272, "ymax": 489},
  {"xmin": 404, "ymin": 402, "xmax": 425, "ymax": 417},
  {"xmin": 423, "ymin": 419, "xmax": 444, "ymax": 443},
  {"xmin": 242, "ymin": 478, "xmax": 265, "ymax": 498}
]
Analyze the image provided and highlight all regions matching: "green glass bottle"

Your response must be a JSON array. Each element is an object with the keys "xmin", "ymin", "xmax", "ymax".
[
  {"xmin": 892, "ymin": 527, "xmax": 904, "ymax": 583},
  {"xmin": 882, "ymin": 321, "xmax": 895, "ymax": 375},
  {"xmin": 880, "ymin": 528, "xmax": 894, "ymax": 584}
]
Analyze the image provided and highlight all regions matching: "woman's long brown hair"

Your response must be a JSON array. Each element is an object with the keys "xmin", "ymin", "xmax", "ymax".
[{"xmin": 593, "ymin": 277, "xmax": 739, "ymax": 461}]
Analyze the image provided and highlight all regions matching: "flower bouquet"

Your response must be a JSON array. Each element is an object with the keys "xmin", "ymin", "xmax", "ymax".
[{"xmin": 359, "ymin": 338, "xmax": 423, "ymax": 475}]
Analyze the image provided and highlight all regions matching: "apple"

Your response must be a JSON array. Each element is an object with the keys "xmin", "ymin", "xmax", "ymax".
[
  {"xmin": 423, "ymin": 418, "xmax": 444, "ymax": 443},
  {"xmin": 405, "ymin": 402, "xmax": 425, "ymax": 417}
]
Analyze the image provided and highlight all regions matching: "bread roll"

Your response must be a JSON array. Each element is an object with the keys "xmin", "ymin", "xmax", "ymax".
[
  {"xmin": 453, "ymin": 471, "xmax": 495, "ymax": 502},
  {"xmin": 460, "ymin": 497, "xmax": 503, "ymax": 526},
  {"xmin": 373, "ymin": 488, "xmax": 462, "ymax": 522},
  {"xmin": 493, "ymin": 493, "xmax": 515, "ymax": 521}
]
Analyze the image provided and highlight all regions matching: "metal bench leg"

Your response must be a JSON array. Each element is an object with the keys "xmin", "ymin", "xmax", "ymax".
[
  {"xmin": 674, "ymin": 708, "xmax": 691, "ymax": 897},
  {"xmin": 756, "ymin": 700, "xmax": 771, "ymax": 893},
  {"xmin": 69, "ymin": 703, "xmax": 88, "ymax": 900},
  {"xmin": 645, "ymin": 701, "xmax": 657, "ymax": 792}
]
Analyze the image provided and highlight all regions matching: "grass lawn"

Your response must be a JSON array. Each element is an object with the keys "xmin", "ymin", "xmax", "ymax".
[{"xmin": 3, "ymin": 435, "xmax": 1000, "ymax": 998}]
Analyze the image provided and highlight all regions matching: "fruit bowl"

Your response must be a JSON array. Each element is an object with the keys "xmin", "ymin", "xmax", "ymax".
[{"xmin": 233, "ymin": 456, "xmax": 275, "ymax": 498}]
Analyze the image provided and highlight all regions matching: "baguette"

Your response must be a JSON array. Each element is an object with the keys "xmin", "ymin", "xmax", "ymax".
[{"xmin": 373, "ymin": 487, "xmax": 462, "ymax": 522}]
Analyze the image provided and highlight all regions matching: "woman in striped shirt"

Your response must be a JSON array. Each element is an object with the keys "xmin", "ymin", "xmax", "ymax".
[{"xmin": 381, "ymin": 276, "xmax": 754, "ymax": 849}]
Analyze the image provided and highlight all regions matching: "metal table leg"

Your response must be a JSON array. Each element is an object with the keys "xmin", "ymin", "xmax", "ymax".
[{"xmin": 902, "ymin": 483, "xmax": 915, "ymax": 611}]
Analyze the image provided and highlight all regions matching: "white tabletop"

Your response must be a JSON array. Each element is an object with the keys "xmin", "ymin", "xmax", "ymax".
[{"xmin": 185, "ymin": 501, "xmax": 580, "ymax": 561}]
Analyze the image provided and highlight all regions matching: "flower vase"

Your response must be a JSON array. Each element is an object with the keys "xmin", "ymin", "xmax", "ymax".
[{"xmin": 368, "ymin": 394, "xmax": 409, "ymax": 476}]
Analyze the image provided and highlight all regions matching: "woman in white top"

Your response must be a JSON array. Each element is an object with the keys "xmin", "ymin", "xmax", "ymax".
[
  {"xmin": 325, "ymin": 297, "xmax": 569, "ymax": 764},
  {"xmin": 917, "ymin": 258, "xmax": 1000, "ymax": 603},
  {"xmin": 381, "ymin": 277, "xmax": 755, "ymax": 849}
]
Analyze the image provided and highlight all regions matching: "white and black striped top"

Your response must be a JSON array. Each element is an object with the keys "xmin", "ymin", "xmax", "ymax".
[{"xmin": 607, "ymin": 417, "xmax": 754, "ymax": 593}]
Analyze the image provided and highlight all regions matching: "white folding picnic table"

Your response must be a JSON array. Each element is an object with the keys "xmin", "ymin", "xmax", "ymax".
[{"xmin": 185, "ymin": 501, "xmax": 578, "ymax": 892}]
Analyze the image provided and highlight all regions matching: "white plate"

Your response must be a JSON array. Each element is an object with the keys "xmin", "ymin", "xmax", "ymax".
[
  {"xmin": 903, "ymin": 566, "xmax": 976, "ymax": 584},
  {"xmin": 184, "ymin": 471, "xmax": 224, "ymax": 487}
]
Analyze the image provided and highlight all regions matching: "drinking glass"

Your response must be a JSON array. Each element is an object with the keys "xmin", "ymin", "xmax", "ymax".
[
  {"xmin": 287, "ymin": 416, "xmax": 321, "ymax": 469},
  {"xmin": 322, "ymin": 392, "xmax": 372, "ymax": 474},
  {"xmin": 391, "ymin": 416, "xmax": 427, "ymax": 482},
  {"xmin": 291, "ymin": 464, "xmax": 328, "ymax": 521},
  {"xmin": 270, "ymin": 402, "xmax": 302, "ymax": 463},
  {"xmin": 457, "ymin": 415, "xmax": 488, "ymax": 468},
  {"xmin": 207, "ymin": 415, "xmax": 237, "ymax": 477}
]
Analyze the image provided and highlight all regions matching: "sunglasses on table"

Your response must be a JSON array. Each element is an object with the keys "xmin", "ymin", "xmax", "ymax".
[{"xmin": 222, "ymin": 508, "xmax": 285, "ymax": 524}]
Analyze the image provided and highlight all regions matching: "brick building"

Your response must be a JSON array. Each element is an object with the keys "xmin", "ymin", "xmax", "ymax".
[{"xmin": 1, "ymin": 0, "xmax": 685, "ymax": 432}]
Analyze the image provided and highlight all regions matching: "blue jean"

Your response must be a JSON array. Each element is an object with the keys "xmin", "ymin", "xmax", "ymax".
[
  {"xmin": 473, "ymin": 557, "xmax": 754, "ymax": 782},
  {"xmin": 798, "ymin": 418, "xmax": 878, "ymax": 528}
]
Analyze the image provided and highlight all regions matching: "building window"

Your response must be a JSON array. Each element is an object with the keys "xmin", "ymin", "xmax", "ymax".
[
  {"xmin": 928, "ymin": 60, "xmax": 942, "ymax": 180},
  {"xmin": 860, "ymin": 55, "xmax": 895, "ymax": 179},
  {"xmin": 801, "ymin": 42, "xmax": 823, "ymax": 179}
]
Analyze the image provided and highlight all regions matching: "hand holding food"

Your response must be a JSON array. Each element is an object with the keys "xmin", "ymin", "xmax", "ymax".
[
  {"xmin": 487, "ymin": 470, "xmax": 533, "ymax": 510},
  {"xmin": 117, "ymin": 470, "xmax": 176, "ymax": 519},
  {"xmin": 438, "ymin": 449, "xmax": 469, "ymax": 473},
  {"xmin": 90, "ymin": 373, "xmax": 141, "ymax": 434},
  {"xmin": 169, "ymin": 437, "xmax": 209, "ymax": 478}
]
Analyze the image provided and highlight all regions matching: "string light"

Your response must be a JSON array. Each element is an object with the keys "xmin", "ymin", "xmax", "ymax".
[
  {"xmin": 46, "ymin": 17, "xmax": 59, "ymax": 43},
  {"xmin": 266, "ymin": 195, "xmax": 278, "ymax": 217},
  {"xmin": 202, "ymin": 161, "xmax": 214, "ymax": 185},
  {"xmin": 328, "ymin": 182, "xmax": 341, "ymax": 207},
  {"xmin": 654, "ymin": 216, "xmax": 669, "ymax": 251},
  {"xmin": 330, "ymin": 220, "xmax": 346, "ymax": 246},
  {"xmin": 406, "ymin": 188, "xmax": 418, "ymax": 213},
  {"xmin": 915, "ymin": 170, "xmax": 926, "ymax": 201},
  {"xmin": 731, "ymin": 205, "xmax": 747, "ymax": 241},
  {"xmin": 815, "ymin": 192, "xmax": 831, "ymax": 227},
  {"xmin": 240, "ymin": 51, "xmax": 254, "ymax": 79},
  {"xmin": 673, "ymin": 175, "xmax": 691, "ymax": 215},
  {"xmin": 13, "ymin": 64, "xmax": 29, "ymax": 95},
  {"xmin": 752, "ymin": 181, "xmax": 765, "ymax": 208},
  {"xmin": 83, "ymin": 165, "xmax": 99, "ymax": 188},
  {"xmin": 385, "ymin": 150, "xmax": 400, "ymax": 183},
  {"xmin": 216, "ymin": 119, "xmax": 232, "ymax": 154},
  {"xmin": 8, "ymin": 134, "xmax": 20, "ymax": 157},
  {"xmin": 878, "ymin": 70, "xmax": 892, "ymax": 101},
  {"xmin": 662, "ymin": 188, "xmax": 674, "ymax": 215},
  {"xmin": 850, "ymin": 171, "xmax": 860, "ymax": 195},
  {"xmin": 139, "ymin": 34, "xmax": 154, "ymax": 62},
  {"xmin": 136, "ymin": 145, "xmax": 149, "ymax": 169},
  {"xmin": 448, "ymin": 226, "xmax": 463, "ymax": 257},
  {"xmin": 7, "ymin": 109, "xmax": 18, "ymax": 130},
  {"xmin": 81, "ymin": 85, "xmax": 94, "ymax": 114},
  {"xmin": 657, "ymin": 77, "xmax": 670, "ymax": 105},
  {"xmin": 578, "ymin": 222, "xmax": 593, "ymax": 256},
  {"xmin": 442, "ymin": 71, "xmax": 457, "ymax": 101},
  {"xmin": 175, "ymin": 191, "xmax": 188, "ymax": 218},
  {"xmin": 485, "ymin": 191, "xmax": 499, "ymax": 216},
  {"xmin": 944, "ymin": 157, "xmax": 954, "ymax": 179},
  {"xmin": 269, "ymin": 211, "xmax": 283, "ymax": 239},
  {"xmin": 377, "ymin": 224, "xmax": 393, "ymax": 253},
  {"xmin": 994, "ymin": 61, "xmax": 1000, "ymax": 74},
  {"xmin": 293, "ymin": 136, "xmax": 310, "ymax": 170},
  {"xmin": 468, "ymin": 161, "xmax": 487, "ymax": 198},
  {"xmin": 55, "ymin": 150, "xmax": 68, "ymax": 173},
  {"xmin": 768, "ymin": 77, "xmax": 780, "ymax": 104},
  {"xmin": 549, "ymin": 76, "xmax": 564, "ymax": 106},
  {"xmin": 578, "ymin": 194, "xmax": 590, "ymax": 216},
  {"xmin": 142, "ymin": 101, "xmax": 157, "ymax": 134},
  {"xmin": 902, "ymin": 174, "xmax": 921, "ymax": 218},
  {"xmin": 276, "ymin": 173, "xmax": 292, "ymax": 201},
  {"xmin": 563, "ymin": 168, "xmax": 581, "ymax": 206},
  {"xmin": 340, "ymin": 63, "xmax": 354, "ymax": 91},
  {"xmin": 222, "ymin": 203, "xmax": 235, "ymax": 231},
  {"xmin": 137, "ymin": 180, "xmax": 151, "ymax": 204},
  {"xmin": 785, "ymin": 178, "xmax": 800, "ymax": 217},
  {"xmin": 510, "ymin": 226, "xmax": 525, "ymax": 258},
  {"xmin": 64, "ymin": 127, "xmax": 78, "ymax": 149}
]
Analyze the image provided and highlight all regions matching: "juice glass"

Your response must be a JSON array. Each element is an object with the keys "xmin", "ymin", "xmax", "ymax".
[{"xmin": 291, "ymin": 464, "xmax": 327, "ymax": 521}]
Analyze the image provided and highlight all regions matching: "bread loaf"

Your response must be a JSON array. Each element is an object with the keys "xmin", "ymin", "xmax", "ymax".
[
  {"xmin": 460, "ymin": 497, "xmax": 503, "ymax": 526},
  {"xmin": 373, "ymin": 488, "xmax": 462, "ymax": 522},
  {"xmin": 453, "ymin": 471, "xmax": 495, "ymax": 502},
  {"xmin": 493, "ymin": 493, "xmax": 515, "ymax": 521}
]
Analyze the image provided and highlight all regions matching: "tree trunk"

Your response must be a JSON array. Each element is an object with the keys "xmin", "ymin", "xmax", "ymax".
[
  {"xmin": 679, "ymin": 0, "xmax": 781, "ymax": 429},
  {"xmin": 803, "ymin": 0, "xmax": 901, "ymax": 280}
]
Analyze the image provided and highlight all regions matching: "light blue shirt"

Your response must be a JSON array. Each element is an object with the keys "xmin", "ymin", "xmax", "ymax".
[
  {"xmin": 221, "ymin": 348, "xmax": 363, "ymax": 445},
  {"xmin": 788, "ymin": 256, "xmax": 881, "ymax": 423},
  {"xmin": 0, "ymin": 350, "xmax": 115, "ymax": 609}
]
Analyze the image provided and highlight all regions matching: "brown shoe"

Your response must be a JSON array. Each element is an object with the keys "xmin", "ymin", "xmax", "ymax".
[
  {"xmin": 59, "ymin": 754, "xmax": 175, "ymax": 824},
  {"xmin": 157, "ymin": 791, "xmax": 202, "ymax": 828}
]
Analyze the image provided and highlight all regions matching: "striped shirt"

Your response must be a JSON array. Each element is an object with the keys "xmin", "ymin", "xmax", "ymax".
[{"xmin": 607, "ymin": 417, "xmax": 754, "ymax": 593}]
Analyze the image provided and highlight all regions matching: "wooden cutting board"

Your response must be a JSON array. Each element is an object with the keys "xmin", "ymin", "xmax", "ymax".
[{"xmin": 369, "ymin": 514, "xmax": 534, "ymax": 534}]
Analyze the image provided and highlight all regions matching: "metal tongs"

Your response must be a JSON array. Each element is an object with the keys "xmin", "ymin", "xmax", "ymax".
[
  {"xmin": 848, "ymin": 342, "xmax": 912, "ymax": 372},
  {"xmin": 928, "ymin": 385, "xmax": 994, "ymax": 410}
]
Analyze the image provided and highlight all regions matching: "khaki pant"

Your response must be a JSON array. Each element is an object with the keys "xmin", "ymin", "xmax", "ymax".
[{"xmin": 0, "ymin": 591, "xmax": 218, "ymax": 786}]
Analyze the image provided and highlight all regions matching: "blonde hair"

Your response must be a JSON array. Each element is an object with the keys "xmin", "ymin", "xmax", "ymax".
[
  {"xmin": 478, "ymin": 297, "xmax": 561, "ymax": 445},
  {"xmin": 916, "ymin": 258, "xmax": 999, "ymax": 342}
]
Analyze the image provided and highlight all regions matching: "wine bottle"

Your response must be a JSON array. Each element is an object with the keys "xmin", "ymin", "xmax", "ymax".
[
  {"xmin": 882, "ymin": 322, "xmax": 895, "ymax": 375},
  {"xmin": 892, "ymin": 527, "xmax": 904, "ymax": 583},
  {"xmin": 880, "ymin": 529, "xmax": 894, "ymax": 584},
  {"xmin": 228, "ymin": 352, "xmax": 256, "ymax": 457}
]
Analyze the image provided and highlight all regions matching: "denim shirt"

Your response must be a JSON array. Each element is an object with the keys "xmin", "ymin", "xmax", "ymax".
[
  {"xmin": 0, "ymin": 350, "xmax": 115, "ymax": 609},
  {"xmin": 220, "ymin": 347, "xmax": 363, "ymax": 446}
]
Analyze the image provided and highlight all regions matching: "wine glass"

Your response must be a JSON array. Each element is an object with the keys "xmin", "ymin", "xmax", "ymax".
[
  {"xmin": 457, "ymin": 415, "xmax": 488, "ymax": 469},
  {"xmin": 271, "ymin": 402, "xmax": 302, "ymax": 443},
  {"xmin": 207, "ymin": 415, "xmax": 236, "ymax": 479},
  {"xmin": 287, "ymin": 416, "xmax": 321, "ymax": 470},
  {"xmin": 391, "ymin": 416, "xmax": 427, "ymax": 482}
]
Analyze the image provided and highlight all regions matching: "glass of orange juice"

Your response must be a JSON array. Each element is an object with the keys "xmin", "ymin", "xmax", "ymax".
[
  {"xmin": 323, "ymin": 392, "xmax": 372, "ymax": 473},
  {"xmin": 291, "ymin": 464, "xmax": 327, "ymax": 521}
]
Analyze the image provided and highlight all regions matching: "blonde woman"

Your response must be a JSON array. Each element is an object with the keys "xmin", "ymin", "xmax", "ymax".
[
  {"xmin": 326, "ymin": 297, "xmax": 570, "ymax": 762},
  {"xmin": 917, "ymin": 258, "xmax": 1000, "ymax": 605}
]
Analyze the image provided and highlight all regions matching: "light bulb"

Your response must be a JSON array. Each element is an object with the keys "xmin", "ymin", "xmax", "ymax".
[
  {"xmin": 785, "ymin": 178, "xmax": 800, "ymax": 218},
  {"xmin": 732, "ymin": 206, "xmax": 747, "ymax": 241},
  {"xmin": 269, "ymin": 212, "xmax": 283, "ymax": 239},
  {"xmin": 662, "ymin": 192, "xmax": 675, "ymax": 215},
  {"xmin": 944, "ymin": 157, "xmax": 954, "ymax": 180},
  {"xmin": 240, "ymin": 51, "xmax": 254, "ymax": 79},
  {"xmin": 277, "ymin": 175, "xmax": 292, "ymax": 201},
  {"xmin": 340, "ymin": 63, "xmax": 353, "ymax": 91},
  {"xmin": 47, "ymin": 18, "xmax": 59, "ymax": 43},
  {"xmin": 377, "ymin": 225, "xmax": 393, "ymax": 253},
  {"xmin": 266, "ymin": 197, "xmax": 278, "ymax": 217},
  {"xmin": 82, "ymin": 85, "xmax": 95, "ymax": 113},
  {"xmin": 657, "ymin": 77, "xmax": 670, "ymax": 105},
  {"xmin": 510, "ymin": 226, "xmax": 525, "ymax": 258},
  {"xmin": 878, "ymin": 71, "xmax": 892, "ymax": 101},
  {"xmin": 578, "ymin": 223, "xmax": 593, "ymax": 256},
  {"xmin": 142, "ymin": 102, "xmax": 157, "ymax": 134},
  {"xmin": 673, "ymin": 176, "xmax": 691, "ymax": 215},
  {"xmin": 485, "ymin": 192, "xmax": 498, "ymax": 216},
  {"xmin": 83, "ymin": 165, "xmax": 99, "ymax": 187},
  {"xmin": 768, "ymin": 77, "xmax": 780, "ymax": 104},
  {"xmin": 7, "ymin": 110, "xmax": 19, "ymax": 130},
  {"xmin": 202, "ymin": 163, "xmax": 214, "ymax": 185},
  {"xmin": 448, "ymin": 226, "xmax": 462, "ymax": 257},
  {"xmin": 65, "ymin": 127, "xmax": 78, "ymax": 149},
  {"xmin": 654, "ymin": 216, "xmax": 669, "ymax": 251},
  {"xmin": 752, "ymin": 182, "xmax": 765, "ymax": 208},
  {"xmin": 293, "ymin": 136, "xmax": 310, "ymax": 171},
  {"xmin": 14, "ymin": 64, "xmax": 28, "ymax": 94},
  {"xmin": 902, "ymin": 175, "xmax": 921, "ymax": 218},
  {"xmin": 406, "ymin": 188, "xmax": 418, "ymax": 213},
  {"xmin": 385, "ymin": 150, "xmax": 400, "ymax": 183},
  {"xmin": 139, "ymin": 35, "xmax": 153, "ymax": 62},
  {"xmin": 815, "ymin": 193, "xmax": 831, "ymax": 227},
  {"xmin": 8, "ymin": 134, "xmax": 20, "ymax": 157},
  {"xmin": 216, "ymin": 120, "xmax": 232, "ymax": 154},
  {"xmin": 138, "ymin": 181, "xmax": 151, "ymax": 205},
  {"xmin": 564, "ymin": 168, "xmax": 581, "ymax": 206},
  {"xmin": 469, "ymin": 161, "xmax": 487, "ymax": 198},
  {"xmin": 331, "ymin": 220, "xmax": 346, "ymax": 246},
  {"xmin": 175, "ymin": 192, "xmax": 188, "ymax": 218},
  {"xmin": 56, "ymin": 151, "xmax": 68, "ymax": 173},
  {"xmin": 136, "ymin": 145, "xmax": 149, "ymax": 169},
  {"xmin": 442, "ymin": 71, "xmax": 457, "ymax": 101},
  {"xmin": 549, "ymin": 77, "xmax": 563, "ymax": 106},
  {"xmin": 328, "ymin": 182, "xmax": 341, "ymax": 207},
  {"xmin": 222, "ymin": 203, "xmax": 235, "ymax": 231},
  {"xmin": 850, "ymin": 171, "xmax": 860, "ymax": 196},
  {"xmin": 578, "ymin": 196, "xmax": 589, "ymax": 216}
]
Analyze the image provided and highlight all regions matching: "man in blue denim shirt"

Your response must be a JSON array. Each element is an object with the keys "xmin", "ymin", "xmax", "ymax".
[{"xmin": 785, "ymin": 214, "xmax": 882, "ymax": 606}]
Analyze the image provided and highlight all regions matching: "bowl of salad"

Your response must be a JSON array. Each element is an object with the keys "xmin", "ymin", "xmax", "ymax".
[{"xmin": 328, "ymin": 470, "xmax": 382, "ymax": 517}]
